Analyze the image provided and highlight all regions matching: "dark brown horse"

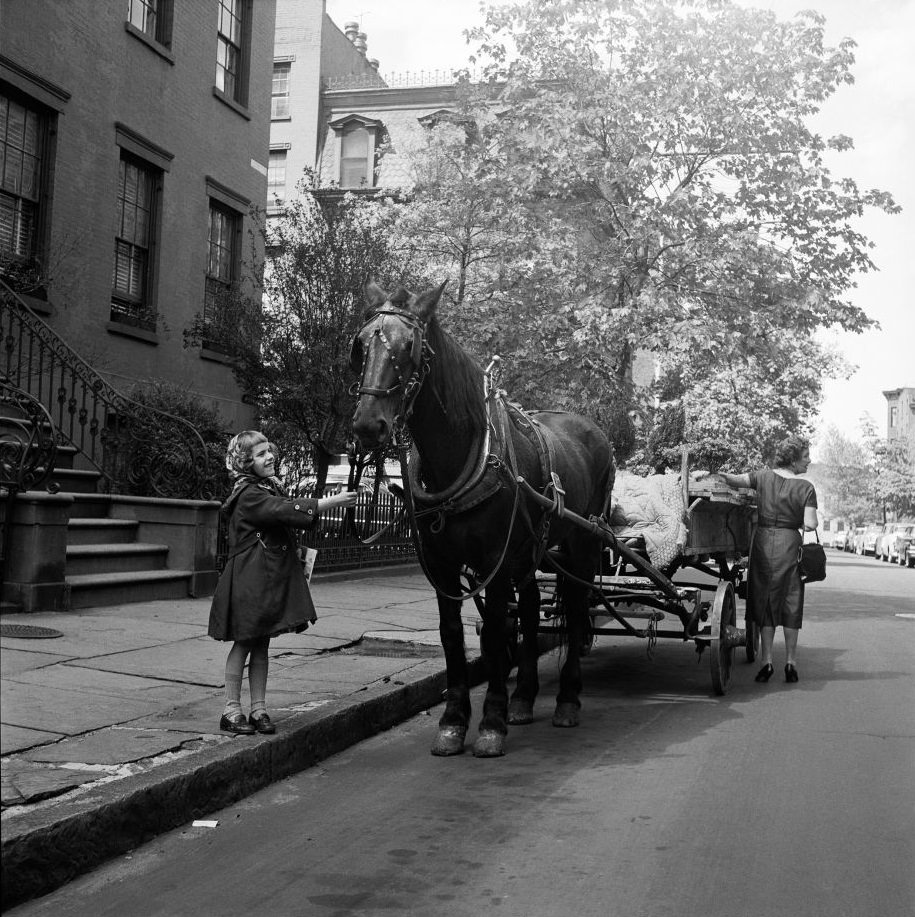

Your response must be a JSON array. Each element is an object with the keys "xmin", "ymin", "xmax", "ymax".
[{"xmin": 351, "ymin": 281, "xmax": 614, "ymax": 757}]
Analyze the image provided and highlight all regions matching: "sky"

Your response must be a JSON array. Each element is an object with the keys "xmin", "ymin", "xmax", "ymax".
[{"xmin": 326, "ymin": 0, "xmax": 914, "ymax": 450}]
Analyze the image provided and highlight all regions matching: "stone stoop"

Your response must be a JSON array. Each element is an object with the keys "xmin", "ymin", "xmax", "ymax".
[{"xmin": 64, "ymin": 494, "xmax": 194, "ymax": 609}]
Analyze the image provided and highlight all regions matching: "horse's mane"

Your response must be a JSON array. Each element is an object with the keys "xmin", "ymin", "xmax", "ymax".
[{"xmin": 423, "ymin": 315, "xmax": 486, "ymax": 434}]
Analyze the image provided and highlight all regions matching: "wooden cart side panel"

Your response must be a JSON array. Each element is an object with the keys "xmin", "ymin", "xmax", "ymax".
[{"xmin": 684, "ymin": 498, "xmax": 756, "ymax": 556}]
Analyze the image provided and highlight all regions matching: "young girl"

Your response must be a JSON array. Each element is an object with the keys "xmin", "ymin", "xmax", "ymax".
[{"xmin": 208, "ymin": 431, "xmax": 357, "ymax": 735}]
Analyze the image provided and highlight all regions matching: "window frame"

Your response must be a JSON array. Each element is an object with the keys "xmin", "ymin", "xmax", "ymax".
[
  {"xmin": 110, "ymin": 151, "xmax": 162, "ymax": 331},
  {"xmin": 203, "ymin": 181, "xmax": 246, "ymax": 355},
  {"xmin": 215, "ymin": 0, "xmax": 252, "ymax": 108},
  {"xmin": 328, "ymin": 115, "xmax": 382, "ymax": 190},
  {"xmin": 271, "ymin": 62, "xmax": 291, "ymax": 120},
  {"xmin": 0, "ymin": 85, "xmax": 54, "ymax": 295},
  {"xmin": 267, "ymin": 149, "xmax": 287, "ymax": 204},
  {"xmin": 126, "ymin": 0, "xmax": 173, "ymax": 50}
]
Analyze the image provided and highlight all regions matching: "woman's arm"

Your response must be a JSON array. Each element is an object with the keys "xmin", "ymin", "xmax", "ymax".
[
  {"xmin": 803, "ymin": 506, "xmax": 818, "ymax": 532},
  {"xmin": 718, "ymin": 472, "xmax": 751, "ymax": 489}
]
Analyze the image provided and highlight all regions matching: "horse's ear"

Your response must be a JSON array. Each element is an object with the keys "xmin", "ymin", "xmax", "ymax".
[
  {"xmin": 364, "ymin": 279, "xmax": 388, "ymax": 312},
  {"xmin": 412, "ymin": 280, "xmax": 448, "ymax": 321}
]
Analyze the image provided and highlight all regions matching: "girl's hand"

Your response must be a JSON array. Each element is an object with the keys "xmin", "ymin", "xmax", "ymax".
[{"xmin": 328, "ymin": 491, "xmax": 358, "ymax": 510}]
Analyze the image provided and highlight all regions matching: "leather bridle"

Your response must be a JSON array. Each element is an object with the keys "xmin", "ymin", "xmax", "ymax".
[{"xmin": 351, "ymin": 305, "xmax": 434, "ymax": 429}]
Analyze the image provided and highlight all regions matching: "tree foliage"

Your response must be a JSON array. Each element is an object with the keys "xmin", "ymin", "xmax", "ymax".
[
  {"xmin": 185, "ymin": 179, "xmax": 425, "ymax": 489},
  {"xmin": 381, "ymin": 0, "xmax": 898, "ymax": 468}
]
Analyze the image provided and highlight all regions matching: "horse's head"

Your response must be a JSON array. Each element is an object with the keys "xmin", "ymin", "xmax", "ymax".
[{"xmin": 351, "ymin": 279, "xmax": 447, "ymax": 451}]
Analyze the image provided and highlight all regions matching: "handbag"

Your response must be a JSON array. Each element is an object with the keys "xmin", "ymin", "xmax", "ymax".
[{"xmin": 798, "ymin": 531, "xmax": 827, "ymax": 583}]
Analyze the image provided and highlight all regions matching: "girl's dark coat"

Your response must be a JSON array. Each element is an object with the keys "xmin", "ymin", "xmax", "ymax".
[{"xmin": 208, "ymin": 482, "xmax": 320, "ymax": 642}]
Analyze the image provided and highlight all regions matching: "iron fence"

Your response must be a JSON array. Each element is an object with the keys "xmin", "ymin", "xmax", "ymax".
[{"xmin": 216, "ymin": 488, "xmax": 415, "ymax": 574}]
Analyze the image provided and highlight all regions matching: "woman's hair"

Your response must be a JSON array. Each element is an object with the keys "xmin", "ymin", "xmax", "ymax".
[
  {"xmin": 773, "ymin": 434, "xmax": 809, "ymax": 468},
  {"xmin": 225, "ymin": 430, "xmax": 268, "ymax": 478}
]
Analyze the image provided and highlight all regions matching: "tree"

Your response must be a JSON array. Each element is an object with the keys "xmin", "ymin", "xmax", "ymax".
[
  {"xmin": 186, "ymin": 179, "xmax": 423, "ymax": 491},
  {"xmin": 861, "ymin": 418, "xmax": 915, "ymax": 521},
  {"xmin": 814, "ymin": 425, "xmax": 878, "ymax": 525},
  {"xmin": 417, "ymin": 0, "xmax": 900, "ymax": 465}
]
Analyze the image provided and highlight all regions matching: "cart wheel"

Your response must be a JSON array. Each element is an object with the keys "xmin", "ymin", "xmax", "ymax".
[
  {"xmin": 710, "ymin": 581, "xmax": 736, "ymax": 695},
  {"xmin": 744, "ymin": 615, "xmax": 760, "ymax": 663}
]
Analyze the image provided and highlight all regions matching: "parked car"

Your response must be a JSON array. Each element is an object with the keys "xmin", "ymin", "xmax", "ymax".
[
  {"xmin": 884, "ymin": 522, "xmax": 915, "ymax": 564},
  {"xmin": 875, "ymin": 522, "xmax": 905, "ymax": 561},
  {"xmin": 832, "ymin": 529, "xmax": 849, "ymax": 551},
  {"xmin": 848, "ymin": 526, "xmax": 865, "ymax": 553},
  {"xmin": 859, "ymin": 524, "xmax": 881, "ymax": 556},
  {"xmin": 903, "ymin": 538, "xmax": 915, "ymax": 568}
]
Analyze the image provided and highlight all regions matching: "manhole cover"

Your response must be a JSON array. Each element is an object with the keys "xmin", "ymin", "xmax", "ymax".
[{"xmin": 0, "ymin": 623, "xmax": 64, "ymax": 639}]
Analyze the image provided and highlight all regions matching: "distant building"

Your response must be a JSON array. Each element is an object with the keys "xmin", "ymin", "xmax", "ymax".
[
  {"xmin": 270, "ymin": 1, "xmax": 456, "ymax": 206},
  {"xmin": 883, "ymin": 387, "xmax": 915, "ymax": 450},
  {"xmin": 2, "ymin": 0, "xmax": 277, "ymax": 429}
]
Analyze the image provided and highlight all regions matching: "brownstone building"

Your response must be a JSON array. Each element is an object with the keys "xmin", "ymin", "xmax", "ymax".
[{"xmin": 2, "ymin": 0, "xmax": 277, "ymax": 429}]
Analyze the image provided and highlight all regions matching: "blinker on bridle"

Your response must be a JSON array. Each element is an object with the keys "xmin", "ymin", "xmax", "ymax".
[{"xmin": 351, "ymin": 305, "xmax": 434, "ymax": 426}]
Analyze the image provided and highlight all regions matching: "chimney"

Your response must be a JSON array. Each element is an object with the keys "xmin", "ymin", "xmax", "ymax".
[
  {"xmin": 368, "ymin": 58, "xmax": 380, "ymax": 71},
  {"xmin": 344, "ymin": 21, "xmax": 359, "ymax": 43},
  {"xmin": 354, "ymin": 31, "xmax": 367, "ymax": 54}
]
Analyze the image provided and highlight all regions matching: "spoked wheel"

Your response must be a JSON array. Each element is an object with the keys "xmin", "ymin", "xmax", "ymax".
[
  {"xmin": 709, "ymin": 581, "xmax": 737, "ymax": 696},
  {"xmin": 745, "ymin": 614, "xmax": 760, "ymax": 663}
]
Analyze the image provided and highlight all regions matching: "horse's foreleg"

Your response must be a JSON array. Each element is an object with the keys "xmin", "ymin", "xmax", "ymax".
[
  {"xmin": 432, "ymin": 573, "xmax": 471, "ymax": 757},
  {"xmin": 473, "ymin": 574, "xmax": 513, "ymax": 757},
  {"xmin": 509, "ymin": 578, "xmax": 541, "ymax": 725},
  {"xmin": 553, "ymin": 574, "xmax": 590, "ymax": 728}
]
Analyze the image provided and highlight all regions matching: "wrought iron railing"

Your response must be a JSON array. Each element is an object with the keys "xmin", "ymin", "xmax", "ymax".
[
  {"xmin": 215, "ymin": 488, "xmax": 414, "ymax": 574},
  {"xmin": 0, "ymin": 380, "xmax": 59, "ymax": 597},
  {"xmin": 1, "ymin": 281, "xmax": 211, "ymax": 500}
]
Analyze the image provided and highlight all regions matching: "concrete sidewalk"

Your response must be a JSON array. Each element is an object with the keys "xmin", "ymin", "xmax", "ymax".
[{"xmin": 0, "ymin": 565, "xmax": 483, "ymax": 910}]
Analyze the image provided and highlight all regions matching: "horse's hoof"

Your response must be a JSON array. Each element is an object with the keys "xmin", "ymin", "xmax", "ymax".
[
  {"xmin": 508, "ymin": 699, "xmax": 534, "ymax": 725},
  {"xmin": 472, "ymin": 730, "xmax": 506, "ymax": 757},
  {"xmin": 431, "ymin": 726, "xmax": 467, "ymax": 756},
  {"xmin": 552, "ymin": 702, "xmax": 580, "ymax": 728}
]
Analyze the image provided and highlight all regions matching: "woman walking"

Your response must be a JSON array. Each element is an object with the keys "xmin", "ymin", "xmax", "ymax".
[{"xmin": 717, "ymin": 435, "xmax": 818, "ymax": 683}]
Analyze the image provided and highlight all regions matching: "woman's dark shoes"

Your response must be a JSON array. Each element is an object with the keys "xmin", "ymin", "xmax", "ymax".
[
  {"xmin": 785, "ymin": 663, "xmax": 799, "ymax": 683},
  {"xmin": 249, "ymin": 713, "xmax": 276, "ymax": 734},
  {"xmin": 754, "ymin": 663, "xmax": 775, "ymax": 683},
  {"xmin": 220, "ymin": 713, "xmax": 255, "ymax": 735}
]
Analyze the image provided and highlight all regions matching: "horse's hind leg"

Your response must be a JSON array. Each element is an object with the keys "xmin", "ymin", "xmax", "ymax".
[
  {"xmin": 553, "ymin": 571, "xmax": 591, "ymax": 728},
  {"xmin": 473, "ymin": 573, "xmax": 514, "ymax": 757},
  {"xmin": 431, "ymin": 569, "xmax": 471, "ymax": 756},
  {"xmin": 509, "ymin": 578, "xmax": 541, "ymax": 725}
]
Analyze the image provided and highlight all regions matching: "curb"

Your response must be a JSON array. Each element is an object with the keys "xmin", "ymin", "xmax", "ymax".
[{"xmin": 1, "ymin": 653, "xmax": 485, "ymax": 912}]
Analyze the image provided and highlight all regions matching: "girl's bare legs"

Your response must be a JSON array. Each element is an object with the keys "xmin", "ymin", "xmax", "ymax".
[
  {"xmin": 248, "ymin": 636, "xmax": 270, "ymax": 719},
  {"xmin": 224, "ymin": 641, "xmax": 249, "ymax": 718}
]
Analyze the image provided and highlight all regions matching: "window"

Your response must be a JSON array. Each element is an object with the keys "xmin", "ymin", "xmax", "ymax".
[
  {"xmin": 127, "ymin": 0, "xmax": 172, "ymax": 47},
  {"xmin": 216, "ymin": 0, "xmax": 250, "ymax": 105},
  {"xmin": 111, "ymin": 153, "xmax": 159, "ymax": 329},
  {"xmin": 267, "ymin": 150, "xmax": 286, "ymax": 203},
  {"xmin": 204, "ymin": 199, "xmax": 240, "ymax": 351},
  {"xmin": 341, "ymin": 125, "xmax": 370, "ymax": 187},
  {"xmin": 890, "ymin": 405, "xmax": 898, "ymax": 428},
  {"xmin": 271, "ymin": 63, "xmax": 290, "ymax": 119},
  {"xmin": 0, "ymin": 91, "xmax": 45, "ymax": 267}
]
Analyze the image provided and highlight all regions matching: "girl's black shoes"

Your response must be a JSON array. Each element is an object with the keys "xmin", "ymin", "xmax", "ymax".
[
  {"xmin": 249, "ymin": 713, "xmax": 276, "ymax": 734},
  {"xmin": 220, "ymin": 713, "xmax": 255, "ymax": 735},
  {"xmin": 754, "ymin": 663, "xmax": 775, "ymax": 683},
  {"xmin": 785, "ymin": 663, "xmax": 799, "ymax": 683}
]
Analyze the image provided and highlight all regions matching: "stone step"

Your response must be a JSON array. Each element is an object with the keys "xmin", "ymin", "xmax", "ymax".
[
  {"xmin": 67, "ymin": 517, "xmax": 139, "ymax": 546},
  {"xmin": 45, "ymin": 467, "xmax": 101, "ymax": 494},
  {"xmin": 66, "ymin": 542, "xmax": 169, "ymax": 576},
  {"xmin": 66, "ymin": 570, "xmax": 193, "ymax": 608},
  {"xmin": 67, "ymin": 494, "xmax": 116, "ymax": 518}
]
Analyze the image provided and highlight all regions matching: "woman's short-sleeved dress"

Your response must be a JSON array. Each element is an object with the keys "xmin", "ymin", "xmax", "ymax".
[
  {"xmin": 747, "ymin": 469, "xmax": 818, "ymax": 629},
  {"xmin": 208, "ymin": 482, "xmax": 321, "ymax": 642}
]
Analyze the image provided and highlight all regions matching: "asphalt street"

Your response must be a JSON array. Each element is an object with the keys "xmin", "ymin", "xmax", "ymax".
[{"xmin": 7, "ymin": 550, "xmax": 912, "ymax": 917}]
